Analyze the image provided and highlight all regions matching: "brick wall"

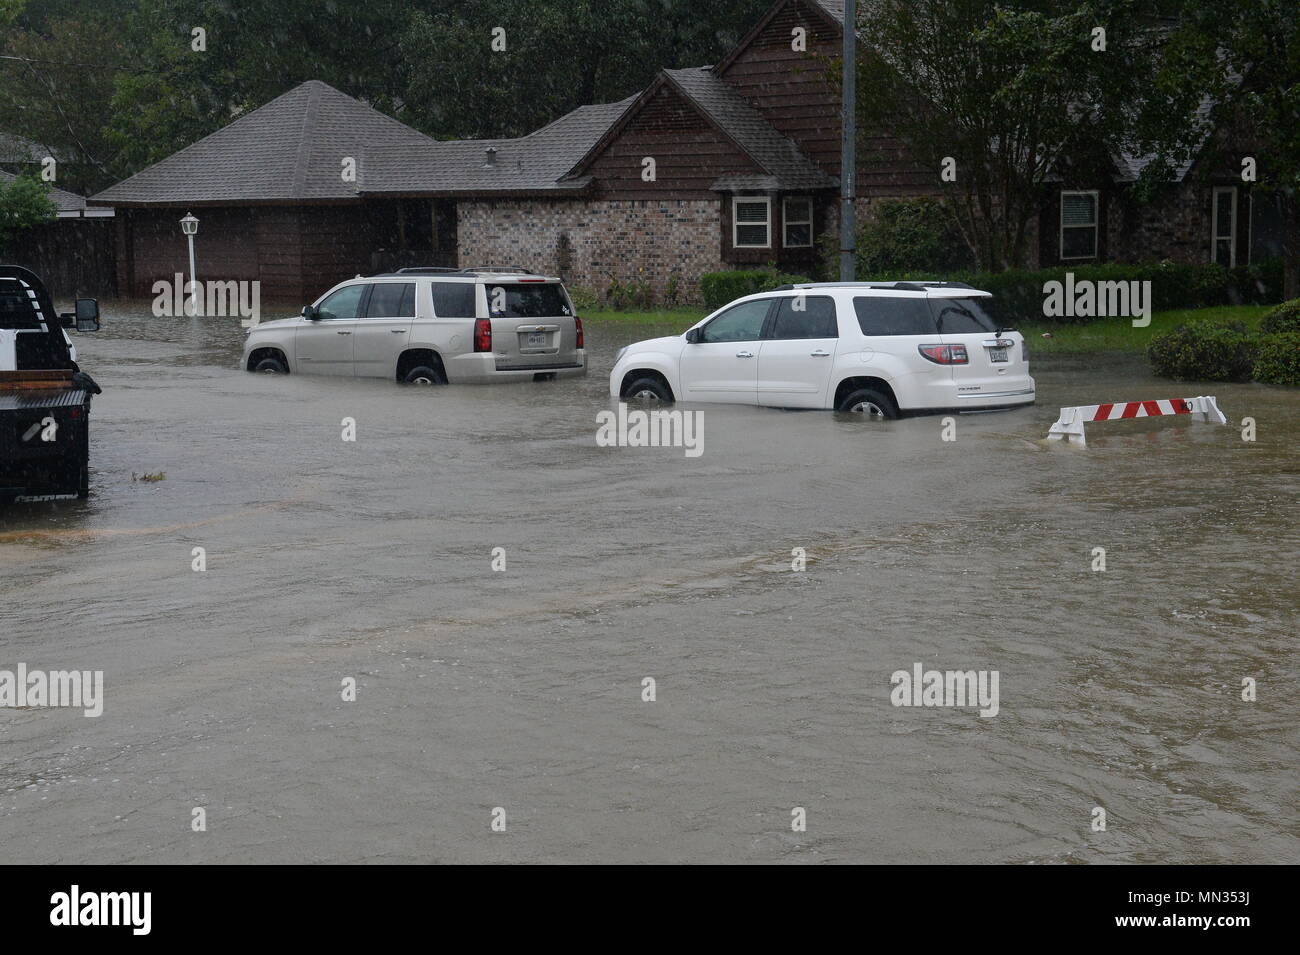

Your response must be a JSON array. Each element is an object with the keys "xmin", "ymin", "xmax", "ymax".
[{"xmin": 457, "ymin": 198, "xmax": 725, "ymax": 305}]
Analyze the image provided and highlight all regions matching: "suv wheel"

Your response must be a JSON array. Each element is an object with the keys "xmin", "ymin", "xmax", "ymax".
[
  {"xmin": 623, "ymin": 376, "xmax": 672, "ymax": 404},
  {"xmin": 838, "ymin": 388, "xmax": 898, "ymax": 419},
  {"xmin": 254, "ymin": 357, "xmax": 288, "ymax": 374},
  {"xmin": 404, "ymin": 365, "xmax": 446, "ymax": 385}
]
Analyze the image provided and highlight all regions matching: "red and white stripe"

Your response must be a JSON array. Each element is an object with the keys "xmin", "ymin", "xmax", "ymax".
[{"xmin": 1083, "ymin": 398, "xmax": 1192, "ymax": 422}]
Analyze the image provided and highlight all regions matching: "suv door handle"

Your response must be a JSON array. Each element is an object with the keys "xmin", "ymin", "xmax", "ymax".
[
  {"xmin": 390, "ymin": 329, "xmax": 406, "ymax": 334},
  {"xmin": 736, "ymin": 350, "xmax": 754, "ymax": 358},
  {"xmin": 810, "ymin": 350, "xmax": 831, "ymax": 357},
  {"xmin": 336, "ymin": 330, "xmax": 352, "ymax": 335}
]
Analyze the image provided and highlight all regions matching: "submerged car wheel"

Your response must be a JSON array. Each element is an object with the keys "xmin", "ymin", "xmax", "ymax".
[
  {"xmin": 254, "ymin": 357, "xmax": 288, "ymax": 374},
  {"xmin": 404, "ymin": 365, "xmax": 446, "ymax": 385},
  {"xmin": 838, "ymin": 387, "xmax": 898, "ymax": 419},
  {"xmin": 623, "ymin": 376, "xmax": 673, "ymax": 404}
]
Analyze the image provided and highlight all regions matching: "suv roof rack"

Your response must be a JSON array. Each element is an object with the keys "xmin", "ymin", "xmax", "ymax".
[
  {"xmin": 459, "ymin": 265, "xmax": 535, "ymax": 274},
  {"xmin": 394, "ymin": 267, "xmax": 465, "ymax": 274},
  {"xmin": 772, "ymin": 280, "xmax": 978, "ymax": 292}
]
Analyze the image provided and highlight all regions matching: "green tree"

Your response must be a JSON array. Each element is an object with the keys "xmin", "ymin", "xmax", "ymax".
[
  {"xmin": 0, "ymin": 172, "xmax": 57, "ymax": 251},
  {"xmin": 852, "ymin": 0, "xmax": 1199, "ymax": 271},
  {"xmin": 400, "ymin": 0, "xmax": 771, "ymax": 139},
  {"xmin": 1180, "ymin": 0, "xmax": 1300, "ymax": 297}
]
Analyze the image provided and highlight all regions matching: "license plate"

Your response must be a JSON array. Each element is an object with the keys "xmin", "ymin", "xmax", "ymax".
[
  {"xmin": 988, "ymin": 346, "xmax": 1008, "ymax": 363},
  {"xmin": 525, "ymin": 332, "xmax": 547, "ymax": 347}
]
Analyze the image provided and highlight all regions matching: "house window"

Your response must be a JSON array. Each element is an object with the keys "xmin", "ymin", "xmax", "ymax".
[
  {"xmin": 733, "ymin": 197, "xmax": 771, "ymax": 248},
  {"xmin": 1060, "ymin": 191, "xmax": 1098, "ymax": 259},
  {"xmin": 1212, "ymin": 186, "xmax": 1237, "ymax": 267},
  {"xmin": 783, "ymin": 197, "xmax": 813, "ymax": 247}
]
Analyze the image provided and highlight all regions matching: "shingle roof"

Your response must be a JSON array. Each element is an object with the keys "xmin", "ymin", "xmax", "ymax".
[
  {"xmin": 664, "ymin": 67, "xmax": 837, "ymax": 190},
  {"xmin": 89, "ymin": 80, "xmax": 438, "ymax": 206},
  {"xmin": 0, "ymin": 168, "xmax": 91, "ymax": 215},
  {"xmin": 360, "ymin": 95, "xmax": 637, "ymax": 197}
]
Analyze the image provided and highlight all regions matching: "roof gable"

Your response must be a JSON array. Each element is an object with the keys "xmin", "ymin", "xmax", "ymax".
[
  {"xmin": 90, "ymin": 81, "xmax": 437, "ymax": 206},
  {"xmin": 714, "ymin": 0, "xmax": 846, "ymax": 77},
  {"xmin": 568, "ymin": 67, "xmax": 835, "ymax": 191}
]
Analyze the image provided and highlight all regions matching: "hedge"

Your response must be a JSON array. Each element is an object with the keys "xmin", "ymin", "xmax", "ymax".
[
  {"xmin": 699, "ymin": 268, "xmax": 811, "ymax": 310},
  {"xmin": 1146, "ymin": 320, "xmax": 1256, "ymax": 382},
  {"xmin": 1259, "ymin": 298, "xmax": 1300, "ymax": 335},
  {"xmin": 1252, "ymin": 332, "xmax": 1300, "ymax": 387},
  {"xmin": 853, "ymin": 261, "xmax": 1282, "ymax": 327}
]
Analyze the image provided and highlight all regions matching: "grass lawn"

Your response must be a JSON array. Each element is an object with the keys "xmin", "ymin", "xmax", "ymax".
[
  {"xmin": 586, "ymin": 304, "xmax": 1274, "ymax": 354},
  {"xmin": 1019, "ymin": 305, "xmax": 1271, "ymax": 355}
]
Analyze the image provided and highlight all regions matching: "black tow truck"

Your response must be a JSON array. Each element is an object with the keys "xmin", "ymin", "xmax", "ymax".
[{"xmin": 0, "ymin": 265, "xmax": 102, "ymax": 501}]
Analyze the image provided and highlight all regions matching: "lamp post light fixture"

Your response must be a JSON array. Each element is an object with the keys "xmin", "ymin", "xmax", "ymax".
[{"xmin": 179, "ymin": 212, "xmax": 200, "ymax": 315}]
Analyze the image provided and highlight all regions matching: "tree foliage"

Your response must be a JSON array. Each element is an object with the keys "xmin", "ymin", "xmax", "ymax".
[
  {"xmin": 854, "ymin": 0, "xmax": 1209, "ymax": 270},
  {"xmin": 0, "ymin": 172, "xmax": 57, "ymax": 251}
]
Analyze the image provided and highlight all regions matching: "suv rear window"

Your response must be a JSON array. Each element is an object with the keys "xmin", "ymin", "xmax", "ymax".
[
  {"xmin": 486, "ymin": 282, "xmax": 571, "ymax": 318},
  {"xmin": 930, "ymin": 297, "xmax": 1000, "ymax": 333},
  {"xmin": 853, "ymin": 296, "xmax": 937, "ymax": 336}
]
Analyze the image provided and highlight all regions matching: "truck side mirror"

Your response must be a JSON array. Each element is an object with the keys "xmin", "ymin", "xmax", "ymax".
[{"xmin": 74, "ymin": 298, "xmax": 100, "ymax": 332}]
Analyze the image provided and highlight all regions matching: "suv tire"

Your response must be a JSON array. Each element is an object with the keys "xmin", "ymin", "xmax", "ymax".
[
  {"xmin": 404, "ymin": 365, "xmax": 447, "ymax": 385},
  {"xmin": 622, "ymin": 376, "xmax": 673, "ymax": 404},
  {"xmin": 254, "ymin": 357, "xmax": 288, "ymax": 374},
  {"xmin": 838, "ymin": 387, "xmax": 898, "ymax": 419}
]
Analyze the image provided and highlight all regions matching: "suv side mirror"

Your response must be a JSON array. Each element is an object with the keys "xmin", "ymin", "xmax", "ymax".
[
  {"xmin": 302, "ymin": 304, "xmax": 319, "ymax": 321},
  {"xmin": 74, "ymin": 298, "xmax": 100, "ymax": 332},
  {"xmin": 685, "ymin": 328, "xmax": 702, "ymax": 344}
]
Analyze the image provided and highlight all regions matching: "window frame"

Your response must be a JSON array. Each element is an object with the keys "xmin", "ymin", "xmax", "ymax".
[
  {"xmin": 1211, "ymin": 185, "xmax": 1238, "ymax": 268},
  {"xmin": 1059, "ymin": 190, "xmax": 1099, "ymax": 261},
  {"xmin": 733, "ymin": 196, "xmax": 772, "ymax": 249},
  {"xmin": 770, "ymin": 294, "xmax": 838, "ymax": 339},
  {"xmin": 699, "ymin": 297, "xmax": 776, "ymax": 343},
  {"xmin": 362, "ymin": 281, "xmax": 416, "ymax": 319},
  {"xmin": 316, "ymin": 283, "xmax": 369, "ymax": 321},
  {"xmin": 782, "ymin": 196, "xmax": 813, "ymax": 248}
]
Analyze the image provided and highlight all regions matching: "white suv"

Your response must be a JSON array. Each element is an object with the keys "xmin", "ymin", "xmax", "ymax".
[
  {"xmin": 609, "ymin": 281, "xmax": 1033, "ymax": 417},
  {"xmin": 242, "ymin": 268, "xmax": 586, "ymax": 384}
]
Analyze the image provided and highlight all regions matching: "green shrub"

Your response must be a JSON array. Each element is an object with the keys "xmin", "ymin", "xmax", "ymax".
[
  {"xmin": 1252, "ymin": 332, "xmax": 1300, "ymax": 386},
  {"xmin": 566, "ymin": 284, "xmax": 599, "ymax": 312},
  {"xmin": 605, "ymin": 278, "xmax": 653, "ymax": 310},
  {"xmin": 1259, "ymin": 298, "xmax": 1300, "ymax": 335},
  {"xmin": 698, "ymin": 268, "xmax": 810, "ymax": 310},
  {"xmin": 853, "ymin": 197, "xmax": 973, "ymax": 274},
  {"xmin": 1146, "ymin": 320, "xmax": 1255, "ymax": 382}
]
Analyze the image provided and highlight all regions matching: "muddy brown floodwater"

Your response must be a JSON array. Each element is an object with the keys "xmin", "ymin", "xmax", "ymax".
[{"xmin": 1, "ymin": 302, "xmax": 1297, "ymax": 864}]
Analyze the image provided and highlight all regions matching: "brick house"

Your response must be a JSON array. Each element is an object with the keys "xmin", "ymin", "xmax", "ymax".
[{"xmin": 89, "ymin": 0, "xmax": 1282, "ymax": 304}]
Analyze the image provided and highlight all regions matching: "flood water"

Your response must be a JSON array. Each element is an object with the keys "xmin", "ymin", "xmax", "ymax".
[{"xmin": 2, "ymin": 301, "xmax": 1297, "ymax": 864}]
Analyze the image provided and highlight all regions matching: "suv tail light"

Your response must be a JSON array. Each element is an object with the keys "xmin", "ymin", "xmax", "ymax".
[
  {"xmin": 918, "ymin": 343, "xmax": 969, "ymax": 365},
  {"xmin": 473, "ymin": 317, "xmax": 492, "ymax": 352},
  {"xmin": 574, "ymin": 315, "xmax": 584, "ymax": 349},
  {"xmin": 1021, "ymin": 338, "xmax": 1029, "ymax": 363}
]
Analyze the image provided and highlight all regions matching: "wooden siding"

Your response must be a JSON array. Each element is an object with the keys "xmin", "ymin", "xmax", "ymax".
[
  {"xmin": 718, "ymin": 0, "xmax": 936, "ymax": 198},
  {"xmin": 586, "ymin": 83, "xmax": 762, "ymax": 201}
]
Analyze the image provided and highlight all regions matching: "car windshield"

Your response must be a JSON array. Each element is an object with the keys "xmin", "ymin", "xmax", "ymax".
[
  {"xmin": 487, "ymin": 283, "xmax": 571, "ymax": 318},
  {"xmin": 929, "ymin": 296, "xmax": 1005, "ymax": 333}
]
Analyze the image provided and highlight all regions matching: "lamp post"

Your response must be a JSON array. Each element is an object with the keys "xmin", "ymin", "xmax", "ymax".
[{"xmin": 179, "ymin": 212, "xmax": 200, "ymax": 315}]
